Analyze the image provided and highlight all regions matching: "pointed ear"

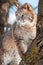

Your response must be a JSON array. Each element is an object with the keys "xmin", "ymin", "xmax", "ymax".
[
  {"xmin": 15, "ymin": 2, "xmax": 21, "ymax": 9},
  {"xmin": 14, "ymin": 1, "xmax": 22, "ymax": 9},
  {"xmin": 24, "ymin": 3, "xmax": 33, "ymax": 11},
  {"xmin": 25, "ymin": 3, "xmax": 29, "ymax": 10}
]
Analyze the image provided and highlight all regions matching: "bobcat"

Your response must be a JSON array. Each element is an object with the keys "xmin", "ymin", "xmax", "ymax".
[
  {"xmin": 14, "ymin": 3, "xmax": 37, "ymax": 53},
  {"xmin": 1, "ymin": 3, "xmax": 37, "ymax": 65}
]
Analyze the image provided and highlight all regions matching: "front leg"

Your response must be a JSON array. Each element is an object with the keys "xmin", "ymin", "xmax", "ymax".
[
  {"xmin": 10, "ymin": 61, "xmax": 19, "ymax": 65},
  {"xmin": 1, "ymin": 52, "xmax": 13, "ymax": 65}
]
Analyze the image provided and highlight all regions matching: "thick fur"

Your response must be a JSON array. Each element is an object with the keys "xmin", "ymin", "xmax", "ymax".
[
  {"xmin": 1, "ymin": 30, "xmax": 21, "ymax": 65},
  {"xmin": 1, "ymin": 3, "xmax": 37, "ymax": 65},
  {"xmin": 14, "ymin": 3, "xmax": 37, "ymax": 53}
]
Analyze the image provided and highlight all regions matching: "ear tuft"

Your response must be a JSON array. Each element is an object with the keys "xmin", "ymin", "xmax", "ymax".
[
  {"xmin": 24, "ymin": 3, "xmax": 31, "ymax": 11},
  {"xmin": 24, "ymin": 3, "xmax": 33, "ymax": 11}
]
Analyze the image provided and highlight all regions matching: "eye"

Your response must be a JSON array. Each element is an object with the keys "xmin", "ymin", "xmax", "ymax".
[{"xmin": 22, "ymin": 15, "xmax": 24, "ymax": 18}]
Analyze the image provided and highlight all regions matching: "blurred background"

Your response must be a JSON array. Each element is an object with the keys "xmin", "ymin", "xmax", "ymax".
[
  {"xmin": 4, "ymin": 0, "xmax": 39, "ymax": 31},
  {"xmin": 10, "ymin": 0, "xmax": 39, "ymax": 14},
  {"xmin": 0, "ymin": 0, "xmax": 39, "ymax": 32}
]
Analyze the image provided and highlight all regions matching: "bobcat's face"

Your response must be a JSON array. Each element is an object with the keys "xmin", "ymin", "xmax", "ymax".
[
  {"xmin": 16, "ymin": 3, "xmax": 37, "ymax": 26},
  {"xmin": 15, "ymin": 3, "xmax": 37, "ymax": 53}
]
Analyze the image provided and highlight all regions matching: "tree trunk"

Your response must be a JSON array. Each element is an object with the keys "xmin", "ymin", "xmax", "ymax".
[{"xmin": 37, "ymin": 0, "xmax": 43, "ymax": 29}]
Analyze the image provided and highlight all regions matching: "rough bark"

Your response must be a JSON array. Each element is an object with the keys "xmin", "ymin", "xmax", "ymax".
[{"xmin": 37, "ymin": 0, "xmax": 43, "ymax": 29}]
